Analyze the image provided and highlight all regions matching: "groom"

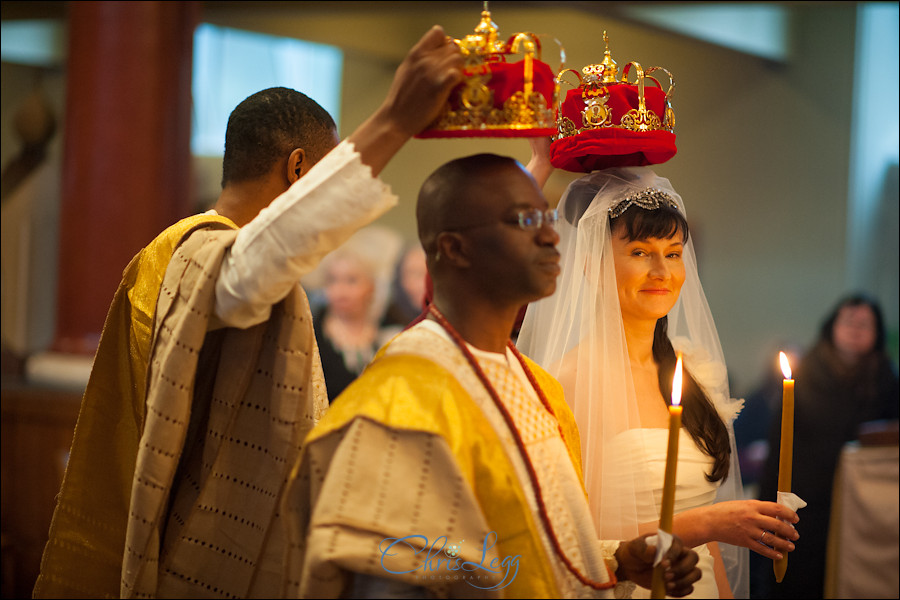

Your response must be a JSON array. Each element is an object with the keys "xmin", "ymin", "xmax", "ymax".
[{"xmin": 281, "ymin": 154, "xmax": 702, "ymax": 598}]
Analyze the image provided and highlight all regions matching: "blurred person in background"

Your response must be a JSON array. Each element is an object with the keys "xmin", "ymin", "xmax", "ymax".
[
  {"xmin": 313, "ymin": 225, "xmax": 403, "ymax": 402},
  {"xmin": 755, "ymin": 292, "xmax": 899, "ymax": 599},
  {"xmin": 381, "ymin": 242, "xmax": 428, "ymax": 328}
]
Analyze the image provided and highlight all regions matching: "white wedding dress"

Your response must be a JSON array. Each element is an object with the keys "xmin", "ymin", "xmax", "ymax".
[
  {"xmin": 607, "ymin": 428, "xmax": 721, "ymax": 599},
  {"xmin": 517, "ymin": 167, "xmax": 749, "ymax": 597}
]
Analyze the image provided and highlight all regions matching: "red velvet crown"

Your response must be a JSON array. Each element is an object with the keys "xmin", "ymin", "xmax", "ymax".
[
  {"xmin": 416, "ymin": 8, "xmax": 560, "ymax": 139},
  {"xmin": 550, "ymin": 32, "xmax": 676, "ymax": 173}
]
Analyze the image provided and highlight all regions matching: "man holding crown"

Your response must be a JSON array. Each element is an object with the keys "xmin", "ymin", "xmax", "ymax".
[{"xmin": 35, "ymin": 25, "xmax": 468, "ymax": 599}]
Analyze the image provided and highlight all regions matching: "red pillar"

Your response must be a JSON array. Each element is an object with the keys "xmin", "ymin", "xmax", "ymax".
[{"xmin": 54, "ymin": 1, "xmax": 200, "ymax": 355}]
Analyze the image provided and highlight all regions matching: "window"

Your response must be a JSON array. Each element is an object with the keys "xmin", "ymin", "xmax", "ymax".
[{"xmin": 191, "ymin": 23, "xmax": 343, "ymax": 156}]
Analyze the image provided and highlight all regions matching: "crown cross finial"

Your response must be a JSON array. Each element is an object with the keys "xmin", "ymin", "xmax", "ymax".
[
  {"xmin": 600, "ymin": 30, "xmax": 618, "ymax": 84},
  {"xmin": 470, "ymin": 1, "xmax": 503, "ymax": 54}
]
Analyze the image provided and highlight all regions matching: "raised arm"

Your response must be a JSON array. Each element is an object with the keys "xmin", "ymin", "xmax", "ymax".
[
  {"xmin": 214, "ymin": 27, "xmax": 464, "ymax": 328},
  {"xmin": 524, "ymin": 135, "xmax": 554, "ymax": 190}
]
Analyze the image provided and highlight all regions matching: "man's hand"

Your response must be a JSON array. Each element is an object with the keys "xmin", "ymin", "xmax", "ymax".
[
  {"xmin": 615, "ymin": 533, "xmax": 701, "ymax": 598},
  {"xmin": 349, "ymin": 25, "xmax": 464, "ymax": 175},
  {"xmin": 379, "ymin": 25, "xmax": 465, "ymax": 138}
]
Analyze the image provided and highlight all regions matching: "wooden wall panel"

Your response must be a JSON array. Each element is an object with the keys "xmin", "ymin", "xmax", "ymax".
[{"xmin": 1, "ymin": 386, "xmax": 80, "ymax": 599}]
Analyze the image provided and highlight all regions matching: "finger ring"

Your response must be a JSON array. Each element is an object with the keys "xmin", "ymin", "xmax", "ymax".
[{"xmin": 758, "ymin": 531, "xmax": 768, "ymax": 545}]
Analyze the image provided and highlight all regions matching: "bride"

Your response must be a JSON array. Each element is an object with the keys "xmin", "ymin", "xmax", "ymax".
[{"xmin": 517, "ymin": 164, "xmax": 800, "ymax": 598}]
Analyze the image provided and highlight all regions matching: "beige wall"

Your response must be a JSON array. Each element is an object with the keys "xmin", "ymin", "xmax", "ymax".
[{"xmin": 2, "ymin": 2, "xmax": 891, "ymax": 396}]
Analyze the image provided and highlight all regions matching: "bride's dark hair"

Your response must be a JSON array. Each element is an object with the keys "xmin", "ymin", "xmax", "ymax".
[{"xmin": 612, "ymin": 205, "xmax": 732, "ymax": 482}]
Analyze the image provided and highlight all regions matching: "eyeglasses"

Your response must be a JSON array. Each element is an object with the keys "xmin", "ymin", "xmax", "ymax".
[
  {"xmin": 450, "ymin": 208, "xmax": 559, "ymax": 232},
  {"xmin": 510, "ymin": 208, "xmax": 559, "ymax": 230}
]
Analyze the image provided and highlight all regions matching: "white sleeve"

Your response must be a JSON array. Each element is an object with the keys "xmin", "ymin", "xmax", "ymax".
[{"xmin": 214, "ymin": 139, "xmax": 399, "ymax": 328}]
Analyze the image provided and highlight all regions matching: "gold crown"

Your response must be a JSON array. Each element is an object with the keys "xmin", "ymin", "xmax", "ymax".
[
  {"xmin": 556, "ymin": 31, "xmax": 675, "ymax": 140},
  {"xmin": 417, "ymin": 4, "xmax": 562, "ymax": 138}
]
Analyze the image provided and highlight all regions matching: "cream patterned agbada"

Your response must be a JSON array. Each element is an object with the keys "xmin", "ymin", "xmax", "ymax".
[
  {"xmin": 34, "ymin": 219, "xmax": 329, "ymax": 598},
  {"xmin": 34, "ymin": 214, "xmax": 236, "ymax": 598},
  {"xmin": 35, "ymin": 137, "xmax": 399, "ymax": 598},
  {"xmin": 283, "ymin": 321, "xmax": 629, "ymax": 599}
]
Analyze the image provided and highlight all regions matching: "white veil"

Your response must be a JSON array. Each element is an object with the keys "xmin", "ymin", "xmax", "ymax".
[{"xmin": 517, "ymin": 166, "xmax": 748, "ymax": 597}]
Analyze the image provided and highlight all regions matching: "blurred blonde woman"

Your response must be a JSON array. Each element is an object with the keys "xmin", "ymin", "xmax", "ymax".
[{"xmin": 307, "ymin": 225, "xmax": 402, "ymax": 402}]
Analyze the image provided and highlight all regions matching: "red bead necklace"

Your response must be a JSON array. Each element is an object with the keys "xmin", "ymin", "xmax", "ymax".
[{"xmin": 428, "ymin": 303, "xmax": 615, "ymax": 590}]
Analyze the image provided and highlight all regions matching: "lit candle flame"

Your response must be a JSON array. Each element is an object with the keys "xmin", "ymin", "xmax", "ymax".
[
  {"xmin": 672, "ymin": 353, "xmax": 683, "ymax": 406},
  {"xmin": 779, "ymin": 351, "xmax": 792, "ymax": 380}
]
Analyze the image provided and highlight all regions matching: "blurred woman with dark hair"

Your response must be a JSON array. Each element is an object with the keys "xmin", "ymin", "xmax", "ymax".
[{"xmin": 757, "ymin": 293, "xmax": 899, "ymax": 598}]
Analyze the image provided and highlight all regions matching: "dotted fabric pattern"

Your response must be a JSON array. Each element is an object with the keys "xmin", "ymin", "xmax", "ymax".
[{"xmin": 121, "ymin": 228, "xmax": 327, "ymax": 598}]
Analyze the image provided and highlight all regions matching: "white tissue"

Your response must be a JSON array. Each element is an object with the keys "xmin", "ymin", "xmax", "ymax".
[
  {"xmin": 776, "ymin": 491, "xmax": 807, "ymax": 512},
  {"xmin": 649, "ymin": 529, "xmax": 675, "ymax": 567}
]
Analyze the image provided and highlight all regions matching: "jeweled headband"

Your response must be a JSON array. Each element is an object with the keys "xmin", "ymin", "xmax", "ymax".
[{"xmin": 608, "ymin": 187, "xmax": 679, "ymax": 218}]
